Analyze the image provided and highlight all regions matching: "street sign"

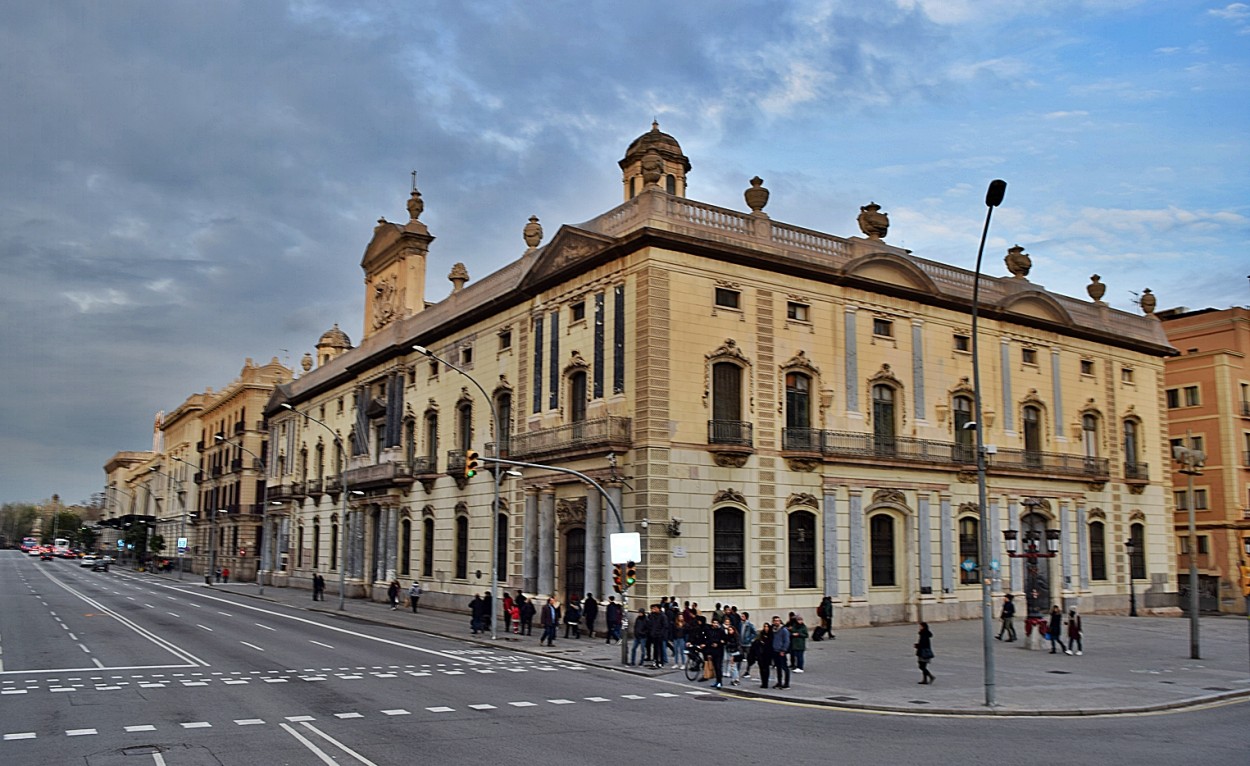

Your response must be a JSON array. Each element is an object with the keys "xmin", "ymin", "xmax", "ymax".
[
  {"xmin": 961, "ymin": 559, "xmax": 977, "ymax": 571},
  {"xmin": 989, "ymin": 559, "xmax": 1000, "ymax": 571},
  {"xmin": 609, "ymin": 532, "xmax": 641, "ymax": 564},
  {"xmin": 177, "ymin": 537, "xmax": 188, "ymax": 554}
]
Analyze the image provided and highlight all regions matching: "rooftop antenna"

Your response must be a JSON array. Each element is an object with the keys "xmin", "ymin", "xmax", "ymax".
[{"xmin": 411, "ymin": 169, "xmax": 417, "ymax": 192}]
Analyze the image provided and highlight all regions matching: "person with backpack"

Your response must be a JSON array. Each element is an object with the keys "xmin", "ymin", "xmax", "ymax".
[
  {"xmin": 814, "ymin": 595, "xmax": 834, "ymax": 641},
  {"xmin": 407, "ymin": 580, "xmax": 422, "ymax": 613}
]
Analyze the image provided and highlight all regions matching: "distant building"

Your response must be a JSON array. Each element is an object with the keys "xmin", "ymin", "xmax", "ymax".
[
  {"xmin": 264, "ymin": 124, "xmax": 1177, "ymax": 622},
  {"xmin": 1160, "ymin": 306, "xmax": 1250, "ymax": 614}
]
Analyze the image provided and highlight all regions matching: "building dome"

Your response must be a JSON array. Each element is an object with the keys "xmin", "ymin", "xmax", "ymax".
[
  {"xmin": 314, "ymin": 323, "xmax": 352, "ymax": 368},
  {"xmin": 619, "ymin": 121, "xmax": 691, "ymax": 201}
]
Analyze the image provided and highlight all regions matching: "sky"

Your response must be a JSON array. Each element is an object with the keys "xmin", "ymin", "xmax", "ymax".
[{"xmin": 1, "ymin": 0, "xmax": 1247, "ymax": 506}]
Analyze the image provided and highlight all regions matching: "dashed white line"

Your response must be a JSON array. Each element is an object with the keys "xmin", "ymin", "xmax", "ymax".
[
  {"xmin": 334, "ymin": 712, "xmax": 364, "ymax": 719},
  {"xmin": 125, "ymin": 725, "xmax": 156, "ymax": 732},
  {"xmin": 235, "ymin": 719, "xmax": 266, "ymax": 726},
  {"xmin": 255, "ymin": 623, "xmax": 276, "ymax": 631},
  {"xmin": 309, "ymin": 640, "xmax": 334, "ymax": 649},
  {"xmin": 380, "ymin": 709, "xmax": 410, "ymax": 716},
  {"xmin": 426, "ymin": 706, "xmax": 455, "ymax": 713},
  {"xmin": 468, "ymin": 704, "xmax": 497, "ymax": 710},
  {"xmin": 240, "ymin": 641, "xmax": 265, "ymax": 652},
  {"xmin": 196, "ymin": 624, "xmax": 213, "ymax": 632},
  {"xmin": 3, "ymin": 733, "xmax": 36, "ymax": 741},
  {"xmin": 181, "ymin": 722, "xmax": 212, "ymax": 729},
  {"xmin": 66, "ymin": 728, "xmax": 97, "ymax": 736}
]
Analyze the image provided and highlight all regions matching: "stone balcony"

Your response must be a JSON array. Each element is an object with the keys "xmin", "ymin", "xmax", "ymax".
[
  {"xmin": 507, "ymin": 416, "xmax": 632, "ymax": 462},
  {"xmin": 343, "ymin": 460, "xmax": 416, "ymax": 491}
]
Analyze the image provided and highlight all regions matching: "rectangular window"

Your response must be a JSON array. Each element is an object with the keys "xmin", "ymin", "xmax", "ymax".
[
  {"xmin": 570, "ymin": 301, "xmax": 586, "ymax": 322},
  {"xmin": 1179, "ymin": 536, "xmax": 1210, "ymax": 555},
  {"xmin": 461, "ymin": 346, "xmax": 473, "ymax": 365},
  {"xmin": 872, "ymin": 318, "xmax": 893, "ymax": 338},
  {"xmin": 1184, "ymin": 385, "xmax": 1200, "ymax": 406},
  {"xmin": 1080, "ymin": 359, "xmax": 1095, "ymax": 376},
  {"xmin": 1022, "ymin": 348, "xmax": 1038, "ymax": 365},
  {"xmin": 714, "ymin": 287, "xmax": 741, "ymax": 309},
  {"xmin": 428, "ymin": 359, "xmax": 439, "ymax": 377},
  {"xmin": 498, "ymin": 330, "xmax": 512, "ymax": 350},
  {"xmin": 953, "ymin": 334, "xmax": 970, "ymax": 352},
  {"xmin": 1166, "ymin": 389, "xmax": 1180, "ymax": 409},
  {"xmin": 1121, "ymin": 367, "xmax": 1134, "ymax": 384},
  {"xmin": 786, "ymin": 302, "xmax": 810, "ymax": 322}
]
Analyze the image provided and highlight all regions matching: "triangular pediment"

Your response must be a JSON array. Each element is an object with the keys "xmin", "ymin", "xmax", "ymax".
[{"xmin": 522, "ymin": 226, "xmax": 615, "ymax": 287}]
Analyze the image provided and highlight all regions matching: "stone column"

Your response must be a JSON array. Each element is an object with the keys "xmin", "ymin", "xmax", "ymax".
[
  {"xmin": 1059, "ymin": 499, "xmax": 1072, "ymax": 599},
  {"xmin": 917, "ymin": 492, "xmax": 933, "ymax": 597},
  {"xmin": 848, "ymin": 489, "xmax": 866, "ymax": 600},
  {"xmin": 989, "ymin": 497, "xmax": 1002, "ymax": 593},
  {"xmin": 537, "ymin": 487, "xmax": 555, "ymax": 597},
  {"xmin": 1007, "ymin": 498, "xmax": 1022, "ymax": 596},
  {"xmin": 939, "ymin": 495, "xmax": 953, "ymax": 596},
  {"xmin": 523, "ymin": 488, "xmax": 539, "ymax": 594},
  {"xmin": 584, "ymin": 489, "xmax": 602, "ymax": 601},
  {"xmin": 1076, "ymin": 503, "xmax": 1089, "ymax": 592},
  {"xmin": 821, "ymin": 488, "xmax": 839, "ymax": 599}
]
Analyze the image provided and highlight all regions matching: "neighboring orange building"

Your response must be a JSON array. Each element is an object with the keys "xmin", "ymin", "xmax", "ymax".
[{"xmin": 1160, "ymin": 306, "xmax": 1250, "ymax": 614}]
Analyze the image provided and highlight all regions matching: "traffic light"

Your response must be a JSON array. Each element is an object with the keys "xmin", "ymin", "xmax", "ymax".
[
  {"xmin": 612, "ymin": 564, "xmax": 623, "ymax": 593},
  {"xmin": 624, "ymin": 561, "xmax": 637, "ymax": 588},
  {"xmin": 1240, "ymin": 565, "xmax": 1250, "ymax": 597},
  {"xmin": 464, "ymin": 449, "xmax": 481, "ymax": 479}
]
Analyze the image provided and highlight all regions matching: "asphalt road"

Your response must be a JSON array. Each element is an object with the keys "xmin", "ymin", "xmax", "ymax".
[{"xmin": 2, "ymin": 551, "xmax": 1246, "ymax": 766}]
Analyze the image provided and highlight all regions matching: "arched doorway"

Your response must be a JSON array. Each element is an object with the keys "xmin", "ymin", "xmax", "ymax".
[{"xmin": 563, "ymin": 528, "xmax": 585, "ymax": 604}]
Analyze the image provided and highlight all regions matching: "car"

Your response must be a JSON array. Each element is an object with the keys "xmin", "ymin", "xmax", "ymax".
[
  {"xmin": 39, "ymin": 550, "xmax": 54, "ymax": 561},
  {"xmin": 80, "ymin": 555, "xmax": 98, "ymax": 567},
  {"xmin": 91, "ymin": 559, "xmax": 110, "ymax": 572},
  {"xmin": 28, "ymin": 548, "xmax": 42, "ymax": 557}
]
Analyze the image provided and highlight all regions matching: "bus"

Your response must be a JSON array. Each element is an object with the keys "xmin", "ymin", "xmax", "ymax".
[
  {"xmin": 53, "ymin": 538, "xmax": 72, "ymax": 557},
  {"xmin": 21, "ymin": 536, "xmax": 38, "ymax": 552}
]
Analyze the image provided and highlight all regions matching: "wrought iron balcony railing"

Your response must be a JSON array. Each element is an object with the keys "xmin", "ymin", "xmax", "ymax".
[{"xmin": 708, "ymin": 420, "xmax": 754, "ymax": 447}]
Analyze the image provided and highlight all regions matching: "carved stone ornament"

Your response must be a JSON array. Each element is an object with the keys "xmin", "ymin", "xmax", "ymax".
[
  {"xmin": 713, "ymin": 488, "xmax": 747, "ymax": 506},
  {"xmin": 956, "ymin": 470, "xmax": 977, "ymax": 484},
  {"xmin": 300, "ymin": 352, "xmax": 313, "ymax": 373},
  {"xmin": 407, "ymin": 188, "xmax": 424, "ymax": 221},
  {"xmin": 956, "ymin": 502, "xmax": 979, "ymax": 515},
  {"xmin": 1139, "ymin": 288, "xmax": 1156, "ymax": 315},
  {"xmin": 1087, "ymin": 480, "xmax": 1107, "ymax": 492},
  {"xmin": 787, "ymin": 492, "xmax": 819, "ymax": 509},
  {"xmin": 563, "ymin": 350, "xmax": 590, "ymax": 376},
  {"xmin": 448, "ymin": 262, "xmax": 469, "ymax": 293},
  {"xmin": 712, "ymin": 451, "xmax": 751, "ymax": 468},
  {"xmin": 1087, "ymin": 274, "xmax": 1106, "ymax": 303},
  {"xmin": 523, "ymin": 215, "xmax": 543, "ymax": 249},
  {"xmin": 556, "ymin": 498, "xmax": 587, "ymax": 525},
  {"xmin": 1020, "ymin": 497, "xmax": 1052, "ymax": 513},
  {"xmin": 641, "ymin": 150, "xmax": 664, "ymax": 186},
  {"xmin": 372, "ymin": 274, "xmax": 401, "ymax": 330},
  {"xmin": 455, "ymin": 501, "xmax": 469, "ymax": 515},
  {"xmin": 872, "ymin": 488, "xmax": 907, "ymax": 507},
  {"xmin": 1004, "ymin": 245, "xmax": 1032, "ymax": 278},
  {"xmin": 785, "ymin": 457, "xmax": 819, "ymax": 473},
  {"xmin": 550, "ymin": 240, "xmax": 595, "ymax": 271},
  {"xmin": 744, "ymin": 176, "xmax": 770, "ymax": 214},
  {"xmin": 857, "ymin": 202, "xmax": 889, "ymax": 239},
  {"xmin": 781, "ymin": 349, "xmax": 821, "ymax": 378},
  {"xmin": 457, "ymin": 386, "xmax": 474, "ymax": 407}
]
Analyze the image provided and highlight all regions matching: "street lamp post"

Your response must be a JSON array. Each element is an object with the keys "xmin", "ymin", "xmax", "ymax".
[
  {"xmin": 148, "ymin": 466, "xmax": 187, "ymax": 581},
  {"xmin": 1173, "ymin": 431, "xmax": 1204, "ymax": 659},
  {"xmin": 413, "ymin": 344, "xmax": 503, "ymax": 641},
  {"xmin": 215, "ymin": 433, "xmax": 272, "ymax": 595},
  {"xmin": 1124, "ymin": 538, "xmax": 1138, "ymax": 617},
  {"xmin": 281, "ymin": 403, "xmax": 352, "ymax": 610},
  {"xmin": 1003, "ymin": 527, "xmax": 1062, "ymax": 625},
  {"xmin": 971, "ymin": 178, "xmax": 1007, "ymax": 707},
  {"xmin": 168, "ymin": 455, "xmax": 204, "ymax": 579}
]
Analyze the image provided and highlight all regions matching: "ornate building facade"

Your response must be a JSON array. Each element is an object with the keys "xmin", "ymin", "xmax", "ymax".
[{"xmin": 264, "ymin": 125, "xmax": 1178, "ymax": 624}]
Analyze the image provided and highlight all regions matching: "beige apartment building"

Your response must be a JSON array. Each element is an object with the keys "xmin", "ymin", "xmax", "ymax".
[
  {"xmin": 1160, "ymin": 307, "xmax": 1250, "ymax": 614},
  {"xmin": 264, "ymin": 125, "xmax": 1178, "ymax": 624}
]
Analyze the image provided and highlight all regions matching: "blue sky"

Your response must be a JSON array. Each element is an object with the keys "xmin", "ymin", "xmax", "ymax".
[{"xmin": 1, "ymin": 0, "xmax": 1247, "ymax": 505}]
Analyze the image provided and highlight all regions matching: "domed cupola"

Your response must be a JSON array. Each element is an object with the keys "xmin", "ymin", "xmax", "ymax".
[
  {"xmin": 315, "ymin": 323, "xmax": 353, "ymax": 367},
  {"xmin": 619, "ymin": 121, "xmax": 691, "ymax": 201}
]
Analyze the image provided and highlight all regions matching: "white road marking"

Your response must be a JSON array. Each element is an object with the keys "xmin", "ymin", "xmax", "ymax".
[
  {"xmin": 181, "ymin": 721, "xmax": 212, "ymax": 729},
  {"xmin": 279, "ymin": 723, "xmax": 340, "ymax": 766},
  {"xmin": 548, "ymin": 699, "xmax": 575, "ymax": 705},
  {"xmin": 285, "ymin": 715, "xmax": 316, "ymax": 722},
  {"xmin": 585, "ymin": 697, "xmax": 611, "ymax": 702},
  {"xmin": 468, "ymin": 704, "xmax": 497, "ymax": 710},
  {"xmin": 66, "ymin": 728, "xmax": 97, "ymax": 736},
  {"xmin": 79, "ymin": 644, "xmax": 92, "ymax": 654},
  {"xmin": 310, "ymin": 640, "xmax": 334, "ymax": 649},
  {"xmin": 235, "ymin": 719, "xmax": 266, "ymax": 725},
  {"xmin": 240, "ymin": 641, "xmax": 265, "ymax": 652},
  {"xmin": 426, "ymin": 706, "xmax": 455, "ymax": 713},
  {"xmin": 380, "ymin": 709, "xmax": 410, "ymax": 716},
  {"xmin": 125, "ymin": 725, "xmax": 156, "ymax": 732},
  {"xmin": 218, "ymin": 612, "xmax": 232, "ymax": 617},
  {"xmin": 3, "ymin": 733, "xmax": 36, "ymax": 740},
  {"xmin": 197, "ymin": 624, "xmax": 213, "ymax": 632},
  {"xmin": 334, "ymin": 712, "xmax": 364, "ymax": 719},
  {"xmin": 255, "ymin": 623, "xmax": 276, "ymax": 631},
  {"xmin": 509, "ymin": 701, "xmax": 537, "ymax": 707}
]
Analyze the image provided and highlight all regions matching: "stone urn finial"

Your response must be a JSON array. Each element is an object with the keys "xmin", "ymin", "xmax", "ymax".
[
  {"xmin": 857, "ymin": 202, "xmax": 889, "ymax": 240},
  {"xmin": 744, "ymin": 176, "xmax": 770, "ymax": 214},
  {"xmin": 301, "ymin": 352, "xmax": 313, "ymax": 373},
  {"xmin": 449, "ymin": 262, "xmax": 469, "ymax": 293},
  {"xmin": 1005, "ymin": 245, "xmax": 1032, "ymax": 279},
  {"xmin": 523, "ymin": 215, "xmax": 543, "ymax": 250},
  {"xmin": 407, "ymin": 188, "xmax": 424, "ymax": 221},
  {"xmin": 1087, "ymin": 274, "xmax": 1106, "ymax": 303},
  {"xmin": 641, "ymin": 150, "xmax": 664, "ymax": 187},
  {"xmin": 1139, "ymin": 288, "xmax": 1156, "ymax": 315}
]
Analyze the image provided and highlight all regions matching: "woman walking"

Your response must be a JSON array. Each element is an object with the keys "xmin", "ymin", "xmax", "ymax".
[
  {"xmin": 671, "ymin": 613, "xmax": 688, "ymax": 669},
  {"xmin": 789, "ymin": 615, "xmax": 809, "ymax": 673},
  {"xmin": 723, "ymin": 620, "xmax": 742, "ymax": 686},
  {"xmin": 1066, "ymin": 607, "xmax": 1083, "ymax": 655},
  {"xmin": 915, "ymin": 621, "xmax": 935, "ymax": 684},
  {"xmin": 387, "ymin": 579, "xmax": 401, "ymax": 610},
  {"xmin": 1048, "ymin": 605, "xmax": 1070, "ymax": 655}
]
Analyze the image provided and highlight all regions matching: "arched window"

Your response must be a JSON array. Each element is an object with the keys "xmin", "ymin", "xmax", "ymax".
[
  {"xmin": 1023, "ymin": 405, "xmax": 1042, "ymax": 465},
  {"xmin": 1082, "ymin": 414, "xmax": 1099, "ymax": 458},
  {"xmin": 422, "ymin": 517, "xmax": 434, "ymax": 578},
  {"xmin": 330, "ymin": 519, "xmax": 339, "ymax": 570},
  {"xmin": 455, "ymin": 516, "xmax": 469, "ymax": 580},
  {"xmin": 1129, "ymin": 522, "xmax": 1146, "ymax": 580},
  {"xmin": 710, "ymin": 362, "xmax": 746, "ymax": 445},
  {"xmin": 665, "ymin": 174, "xmax": 676, "ymax": 194},
  {"xmin": 296, "ymin": 525, "xmax": 305, "ymax": 569},
  {"xmin": 953, "ymin": 395, "xmax": 974, "ymax": 461},
  {"xmin": 713, "ymin": 508, "xmax": 745, "ymax": 590},
  {"xmin": 496, "ymin": 513, "xmax": 509, "ymax": 580},
  {"xmin": 872, "ymin": 385, "xmax": 896, "ymax": 455},
  {"xmin": 458, "ymin": 403, "xmax": 473, "ymax": 452},
  {"xmin": 400, "ymin": 518, "xmax": 412, "ymax": 576},
  {"xmin": 787, "ymin": 511, "xmax": 817, "ymax": 588},
  {"xmin": 958, "ymin": 517, "xmax": 979, "ymax": 584},
  {"xmin": 869, "ymin": 514, "xmax": 896, "ymax": 587},
  {"xmin": 312, "ymin": 518, "xmax": 321, "ymax": 569},
  {"xmin": 424, "ymin": 413, "xmax": 438, "ymax": 465},
  {"xmin": 784, "ymin": 372, "xmax": 813, "ymax": 450},
  {"xmin": 495, "ymin": 393, "xmax": 512, "ymax": 456},
  {"xmin": 1089, "ymin": 521, "xmax": 1107, "ymax": 580}
]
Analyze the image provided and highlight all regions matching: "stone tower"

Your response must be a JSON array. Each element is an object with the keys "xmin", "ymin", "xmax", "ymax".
[
  {"xmin": 360, "ymin": 186, "xmax": 434, "ymax": 341},
  {"xmin": 619, "ymin": 121, "xmax": 691, "ymax": 201}
]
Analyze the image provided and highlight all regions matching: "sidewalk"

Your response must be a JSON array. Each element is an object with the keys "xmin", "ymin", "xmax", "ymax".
[{"xmin": 205, "ymin": 579, "xmax": 1250, "ymax": 716}]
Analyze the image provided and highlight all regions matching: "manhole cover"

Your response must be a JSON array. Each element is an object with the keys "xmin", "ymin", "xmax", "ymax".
[
  {"xmin": 1046, "ymin": 670, "xmax": 1071, "ymax": 675},
  {"xmin": 907, "ymin": 700, "xmax": 930, "ymax": 705},
  {"xmin": 827, "ymin": 695, "xmax": 859, "ymax": 701},
  {"xmin": 1202, "ymin": 686, "xmax": 1232, "ymax": 692},
  {"xmin": 693, "ymin": 695, "xmax": 728, "ymax": 702}
]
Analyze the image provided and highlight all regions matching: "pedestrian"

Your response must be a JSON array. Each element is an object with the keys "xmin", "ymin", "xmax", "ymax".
[
  {"xmin": 815, "ymin": 595, "xmax": 834, "ymax": 641},
  {"xmin": 727, "ymin": 605, "xmax": 742, "ymax": 634},
  {"xmin": 671, "ymin": 613, "xmax": 687, "ymax": 669},
  {"xmin": 646, "ymin": 604, "xmax": 669, "ymax": 668},
  {"xmin": 1066, "ymin": 608, "xmax": 1083, "ymax": 655},
  {"xmin": 915, "ymin": 621, "xmax": 935, "ymax": 684},
  {"xmin": 629, "ymin": 609, "xmax": 649, "ymax": 665},
  {"xmin": 520, "ymin": 595, "xmax": 536, "ymax": 636},
  {"xmin": 312, "ymin": 573, "xmax": 325, "ymax": 601},
  {"xmin": 996, "ymin": 593, "xmax": 1017, "ymax": 641},
  {"xmin": 214, "ymin": 567, "xmax": 222, "ymax": 583},
  {"xmin": 605, "ymin": 596, "xmax": 623, "ymax": 644},
  {"xmin": 539, "ymin": 598, "xmax": 559, "ymax": 646},
  {"xmin": 509, "ymin": 602, "xmax": 521, "ymax": 633},
  {"xmin": 502, "ymin": 592, "xmax": 514, "ymax": 633},
  {"xmin": 1048, "ymin": 605, "xmax": 1070, "ymax": 654},
  {"xmin": 387, "ymin": 579, "xmax": 401, "ymax": 610},
  {"xmin": 582, "ymin": 592, "xmax": 599, "ymax": 639},
  {"xmin": 723, "ymin": 620, "xmax": 742, "ymax": 686},
  {"xmin": 769, "ymin": 615, "xmax": 791, "ymax": 689},
  {"xmin": 703, "ymin": 618, "xmax": 727, "ymax": 689},
  {"xmin": 754, "ymin": 622, "xmax": 774, "ymax": 688},
  {"xmin": 221, "ymin": 567, "xmax": 230, "ymax": 584},
  {"xmin": 469, "ymin": 594, "xmax": 484, "ymax": 634},
  {"xmin": 739, "ymin": 611, "xmax": 757, "ymax": 677},
  {"xmin": 408, "ymin": 580, "xmax": 422, "ymax": 613},
  {"xmin": 789, "ymin": 615, "xmax": 809, "ymax": 673},
  {"xmin": 564, "ymin": 599, "xmax": 582, "ymax": 639}
]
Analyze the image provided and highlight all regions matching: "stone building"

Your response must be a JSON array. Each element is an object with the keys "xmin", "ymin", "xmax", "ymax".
[
  {"xmin": 1160, "ymin": 306, "xmax": 1250, "ymax": 614},
  {"xmin": 264, "ymin": 124, "xmax": 1178, "ymax": 623}
]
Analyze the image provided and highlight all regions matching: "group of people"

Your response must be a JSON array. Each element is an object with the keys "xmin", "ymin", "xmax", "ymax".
[{"xmin": 996, "ymin": 593, "xmax": 1084, "ymax": 655}]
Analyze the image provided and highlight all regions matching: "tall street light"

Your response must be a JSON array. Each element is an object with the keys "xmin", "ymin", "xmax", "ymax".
[
  {"xmin": 215, "ymin": 433, "xmax": 274, "ymax": 595},
  {"xmin": 413, "ymin": 344, "xmax": 503, "ymax": 641},
  {"xmin": 971, "ymin": 178, "xmax": 1007, "ymax": 707},
  {"xmin": 281, "ymin": 403, "xmax": 353, "ymax": 611},
  {"xmin": 169, "ymin": 455, "xmax": 203, "ymax": 579},
  {"xmin": 1173, "ymin": 430, "xmax": 1205, "ymax": 659},
  {"xmin": 148, "ymin": 466, "xmax": 187, "ymax": 581}
]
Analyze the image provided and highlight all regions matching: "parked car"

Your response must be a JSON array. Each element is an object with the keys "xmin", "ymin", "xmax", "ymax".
[{"xmin": 79, "ymin": 555, "xmax": 98, "ymax": 567}]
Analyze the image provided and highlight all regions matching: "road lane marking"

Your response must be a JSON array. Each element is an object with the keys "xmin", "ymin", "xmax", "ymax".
[
  {"xmin": 66, "ymin": 728, "xmax": 97, "ymax": 736},
  {"xmin": 468, "ymin": 704, "xmax": 497, "ymax": 710},
  {"xmin": 508, "ymin": 701, "xmax": 537, "ymax": 707},
  {"xmin": 3, "ymin": 733, "xmax": 36, "ymax": 740},
  {"xmin": 235, "ymin": 719, "xmax": 266, "ymax": 725},
  {"xmin": 181, "ymin": 722, "xmax": 212, "ymax": 728},
  {"xmin": 334, "ymin": 712, "xmax": 364, "ymax": 719},
  {"xmin": 125, "ymin": 725, "xmax": 156, "ymax": 732},
  {"xmin": 217, "ymin": 612, "xmax": 233, "ymax": 617},
  {"xmin": 255, "ymin": 623, "xmax": 276, "ymax": 631},
  {"xmin": 310, "ymin": 640, "xmax": 334, "ymax": 649},
  {"xmin": 278, "ymin": 723, "xmax": 340, "ymax": 766},
  {"xmin": 426, "ymin": 706, "xmax": 455, "ymax": 712},
  {"xmin": 197, "ymin": 624, "xmax": 213, "ymax": 632},
  {"xmin": 285, "ymin": 716, "xmax": 316, "ymax": 722},
  {"xmin": 79, "ymin": 644, "xmax": 92, "ymax": 654},
  {"xmin": 380, "ymin": 709, "xmax": 410, "ymax": 716},
  {"xmin": 240, "ymin": 641, "xmax": 265, "ymax": 652}
]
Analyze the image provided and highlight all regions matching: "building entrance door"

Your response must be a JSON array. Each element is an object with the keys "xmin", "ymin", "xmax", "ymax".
[{"xmin": 563, "ymin": 528, "xmax": 585, "ymax": 605}]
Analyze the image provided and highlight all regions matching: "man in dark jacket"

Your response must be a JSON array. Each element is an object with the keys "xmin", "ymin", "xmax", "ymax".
[
  {"xmin": 646, "ymin": 604, "xmax": 670, "ymax": 668},
  {"xmin": 604, "ymin": 596, "xmax": 623, "ymax": 644},
  {"xmin": 629, "ymin": 609, "xmax": 649, "ymax": 665},
  {"xmin": 539, "ymin": 598, "xmax": 559, "ymax": 646},
  {"xmin": 582, "ymin": 593, "xmax": 599, "ymax": 639}
]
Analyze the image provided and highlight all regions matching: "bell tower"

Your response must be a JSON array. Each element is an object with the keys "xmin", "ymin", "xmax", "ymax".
[{"xmin": 619, "ymin": 121, "xmax": 691, "ymax": 201}]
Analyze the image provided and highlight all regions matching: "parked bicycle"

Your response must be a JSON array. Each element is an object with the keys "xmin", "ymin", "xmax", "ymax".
[{"xmin": 683, "ymin": 645, "xmax": 706, "ymax": 681}]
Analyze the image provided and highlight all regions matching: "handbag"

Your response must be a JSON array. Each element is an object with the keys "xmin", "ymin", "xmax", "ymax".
[
  {"xmin": 919, "ymin": 647, "xmax": 935, "ymax": 660},
  {"xmin": 702, "ymin": 658, "xmax": 715, "ymax": 680}
]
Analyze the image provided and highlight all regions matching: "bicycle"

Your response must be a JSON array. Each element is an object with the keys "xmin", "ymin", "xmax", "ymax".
[{"xmin": 683, "ymin": 646, "xmax": 706, "ymax": 682}]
